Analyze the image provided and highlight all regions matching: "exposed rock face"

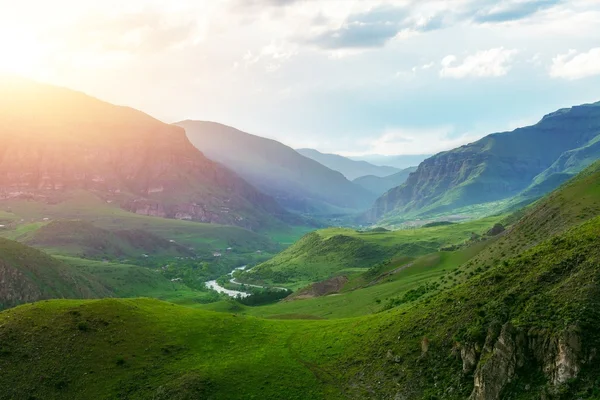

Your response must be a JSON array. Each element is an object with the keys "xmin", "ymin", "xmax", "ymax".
[
  {"xmin": 368, "ymin": 101, "xmax": 600, "ymax": 221},
  {"xmin": 0, "ymin": 78, "xmax": 290, "ymax": 231},
  {"xmin": 289, "ymin": 275, "xmax": 349, "ymax": 300},
  {"xmin": 466, "ymin": 323, "xmax": 589, "ymax": 400}
]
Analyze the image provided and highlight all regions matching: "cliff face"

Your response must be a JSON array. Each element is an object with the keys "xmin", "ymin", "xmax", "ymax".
[
  {"xmin": 0, "ymin": 78, "xmax": 288, "ymax": 230},
  {"xmin": 369, "ymin": 101, "xmax": 600, "ymax": 222}
]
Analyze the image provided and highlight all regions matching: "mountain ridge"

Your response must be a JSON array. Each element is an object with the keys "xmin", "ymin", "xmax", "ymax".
[
  {"xmin": 0, "ymin": 79, "xmax": 293, "ymax": 231},
  {"xmin": 176, "ymin": 120, "xmax": 376, "ymax": 215},
  {"xmin": 369, "ymin": 100, "xmax": 600, "ymax": 223}
]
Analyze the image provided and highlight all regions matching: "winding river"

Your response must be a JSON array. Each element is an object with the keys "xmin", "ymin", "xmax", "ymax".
[{"xmin": 204, "ymin": 266, "xmax": 287, "ymax": 298}]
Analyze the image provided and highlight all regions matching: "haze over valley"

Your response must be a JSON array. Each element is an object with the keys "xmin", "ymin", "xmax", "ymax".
[{"xmin": 2, "ymin": 1, "xmax": 600, "ymax": 399}]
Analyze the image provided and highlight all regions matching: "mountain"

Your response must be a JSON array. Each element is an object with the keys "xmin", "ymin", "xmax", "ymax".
[
  {"xmin": 352, "ymin": 166, "xmax": 417, "ymax": 196},
  {"xmin": 3, "ymin": 163, "xmax": 600, "ymax": 399},
  {"xmin": 0, "ymin": 237, "xmax": 111, "ymax": 309},
  {"xmin": 296, "ymin": 148, "xmax": 400, "ymax": 180},
  {"xmin": 349, "ymin": 153, "xmax": 431, "ymax": 169},
  {"xmin": 175, "ymin": 121, "xmax": 375, "ymax": 215},
  {"xmin": 369, "ymin": 101, "xmax": 600, "ymax": 223},
  {"xmin": 0, "ymin": 77, "xmax": 292, "ymax": 231}
]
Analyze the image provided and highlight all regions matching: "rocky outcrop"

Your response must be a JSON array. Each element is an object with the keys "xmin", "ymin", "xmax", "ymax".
[
  {"xmin": 465, "ymin": 322, "xmax": 590, "ymax": 400},
  {"xmin": 289, "ymin": 275, "xmax": 349, "ymax": 300},
  {"xmin": 368, "ymin": 101, "xmax": 600, "ymax": 221},
  {"xmin": 0, "ymin": 78, "xmax": 291, "ymax": 231}
]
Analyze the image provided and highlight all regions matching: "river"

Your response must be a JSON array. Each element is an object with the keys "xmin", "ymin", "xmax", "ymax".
[{"xmin": 204, "ymin": 266, "xmax": 287, "ymax": 298}]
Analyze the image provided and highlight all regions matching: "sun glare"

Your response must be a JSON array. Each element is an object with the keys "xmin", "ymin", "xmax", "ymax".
[{"xmin": 0, "ymin": 25, "xmax": 44, "ymax": 76}]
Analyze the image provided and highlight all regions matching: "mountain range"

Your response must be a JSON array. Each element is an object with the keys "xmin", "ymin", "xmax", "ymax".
[
  {"xmin": 369, "ymin": 101, "xmax": 600, "ymax": 223},
  {"xmin": 296, "ymin": 148, "xmax": 400, "ymax": 180},
  {"xmin": 349, "ymin": 153, "xmax": 431, "ymax": 169},
  {"xmin": 352, "ymin": 166, "xmax": 417, "ymax": 196},
  {"xmin": 176, "ymin": 121, "xmax": 376, "ymax": 215},
  {"xmin": 0, "ymin": 78, "xmax": 293, "ymax": 231}
]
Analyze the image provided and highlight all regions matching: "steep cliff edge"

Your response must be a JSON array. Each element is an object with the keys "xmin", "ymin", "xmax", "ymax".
[{"xmin": 0, "ymin": 77, "xmax": 291, "ymax": 231}]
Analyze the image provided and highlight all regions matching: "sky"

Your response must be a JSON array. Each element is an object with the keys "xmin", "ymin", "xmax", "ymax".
[{"xmin": 1, "ymin": 0, "xmax": 600, "ymax": 156}]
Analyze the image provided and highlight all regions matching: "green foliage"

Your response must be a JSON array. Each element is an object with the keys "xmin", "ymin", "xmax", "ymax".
[{"xmin": 242, "ymin": 216, "xmax": 501, "ymax": 288}]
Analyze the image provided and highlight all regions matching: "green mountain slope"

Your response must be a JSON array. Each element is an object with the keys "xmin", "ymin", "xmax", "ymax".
[
  {"xmin": 176, "ymin": 121, "xmax": 376, "ymax": 215},
  {"xmin": 0, "ymin": 238, "xmax": 111, "ymax": 309},
  {"xmin": 370, "ymin": 101, "xmax": 600, "ymax": 223},
  {"xmin": 25, "ymin": 220, "xmax": 194, "ymax": 259},
  {"xmin": 0, "ymin": 77, "xmax": 293, "ymax": 231},
  {"xmin": 240, "ymin": 216, "xmax": 501, "ymax": 288},
  {"xmin": 0, "ymin": 191, "xmax": 283, "ymax": 255},
  {"xmin": 352, "ymin": 166, "xmax": 417, "ymax": 196},
  {"xmin": 3, "ymin": 164, "xmax": 600, "ymax": 398},
  {"xmin": 296, "ymin": 148, "xmax": 400, "ymax": 180}
]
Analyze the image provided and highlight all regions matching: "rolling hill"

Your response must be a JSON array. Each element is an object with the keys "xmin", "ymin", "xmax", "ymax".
[
  {"xmin": 175, "ymin": 121, "xmax": 376, "ymax": 215},
  {"xmin": 349, "ymin": 153, "xmax": 431, "ymax": 169},
  {"xmin": 352, "ymin": 166, "xmax": 417, "ymax": 196},
  {"xmin": 3, "ymin": 161, "xmax": 600, "ymax": 398},
  {"xmin": 0, "ymin": 77, "xmax": 294, "ymax": 232},
  {"xmin": 369, "ymin": 100, "xmax": 600, "ymax": 223},
  {"xmin": 0, "ymin": 238, "xmax": 111, "ymax": 309},
  {"xmin": 239, "ymin": 215, "xmax": 501, "ymax": 288},
  {"xmin": 296, "ymin": 148, "xmax": 400, "ymax": 180}
]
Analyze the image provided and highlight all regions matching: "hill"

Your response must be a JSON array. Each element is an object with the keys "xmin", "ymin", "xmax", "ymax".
[
  {"xmin": 3, "ymin": 164, "xmax": 600, "ymax": 398},
  {"xmin": 0, "ymin": 77, "xmax": 293, "ymax": 231},
  {"xmin": 352, "ymin": 167, "xmax": 417, "ymax": 196},
  {"xmin": 0, "ymin": 238, "xmax": 110, "ymax": 309},
  {"xmin": 369, "ymin": 100, "xmax": 600, "ymax": 223},
  {"xmin": 25, "ymin": 220, "xmax": 195, "ymax": 259},
  {"xmin": 175, "ymin": 121, "xmax": 375, "ymax": 215},
  {"xmin": 239, "ymin": 216, "xmax": 501, "ymax": 289},
  {"xmin": 296, "ymin": 148, "xmax": 399, "ymax": 180}
]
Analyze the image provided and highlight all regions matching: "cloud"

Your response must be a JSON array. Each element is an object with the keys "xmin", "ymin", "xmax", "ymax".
[
  {"xmin": 549, "ymin": 47, "xmax": 600, "ymax": 80},
  {"xmin": 342, "ymin": 126, "xmax": 486, "ymax": 156},
  {"xmin": 473, "ymin": 0, "xmax": 563, "ymax": 23},
  {"xmin": 306, "ymin": 5, "xmax": 445, "ymax": 50},
  {"xmin": 440, "ymin": 47, "xmax": 519, "ymax": 78}
]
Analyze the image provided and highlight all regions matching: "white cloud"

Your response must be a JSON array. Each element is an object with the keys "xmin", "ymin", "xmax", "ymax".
[
  {"xmin": 341, "ymin": 126, "xmax": 486, "ymax": 156},
  {"xmin": 549, "ymin": 47, "xmax": 600, "ymax": 80},
  {"xmin": 440, "ymin": 47, "xmax": 519, "ymax": 79}
]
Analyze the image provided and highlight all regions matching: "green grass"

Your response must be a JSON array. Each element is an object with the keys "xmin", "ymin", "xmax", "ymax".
[
  {"xmin": 3, "ymin": 211, "xmax": 600, "ymax": 399},
  {"xmin": 0, "ymin": 191, "xmax": 290, "ymax": 253},
  {"xmin": 0, "ymin": 298, "xmax": 349, "ymax": 400},
  {"xmin": 203, "ymin": 240, "xmax": 491, "ymax": 319},
  {"xmin": 57, "ymin": 257, "xmax": 217, "ymax": 305},
  {"xmin": 240, "ymin": 215, "xmax": 502, "ymax": 288}
]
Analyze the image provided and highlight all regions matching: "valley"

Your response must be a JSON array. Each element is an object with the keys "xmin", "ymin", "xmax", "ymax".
[{"xmin": 2, "ymin": 52, "xmax": 600, "ymax": 399}]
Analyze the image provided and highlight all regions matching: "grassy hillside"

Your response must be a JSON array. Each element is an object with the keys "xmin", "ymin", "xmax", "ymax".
[
  {"xmin": 0, "ymin": 191, "xmax": 288, "ymax": 254},
  {"xmin": 0, "ymin": 238, "xmax": 111, "ymax": 309},
  {"xmin": 25, "ymin": 220, "xmax": 194, "ymax": 259},
  {"xmin": 2, "ymin": 212, "xmax": 600, "ymax": 398},
  {"xmin": 58, "ymin": 257, "xmax": 218, "ymax": 305},
  {"xmin": 240, "ymin": 216, "xmax": 501, "ymax": 289}
]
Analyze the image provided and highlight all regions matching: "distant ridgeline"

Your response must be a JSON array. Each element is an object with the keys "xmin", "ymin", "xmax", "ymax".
[
  {"xmin": 176, "ymin": 121, "xmax": 377, "ymax": 216},
  {"xmin": 369, "ymin": 101, "xmax": 600, "ymax": 224}
]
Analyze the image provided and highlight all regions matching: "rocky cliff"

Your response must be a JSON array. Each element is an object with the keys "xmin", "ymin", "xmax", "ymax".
[
  {"xmin": 0, "ymin": 77, "xmax": 290, "ymax": 231},
  {"xmin": 369, "ymin": 101, "xmax": 600, "ymax": 222}
]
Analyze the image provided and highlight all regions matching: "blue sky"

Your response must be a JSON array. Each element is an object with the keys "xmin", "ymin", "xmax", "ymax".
[{"xmin": 1, "ymin": 0, "xmax": 599, "ymax": 155}]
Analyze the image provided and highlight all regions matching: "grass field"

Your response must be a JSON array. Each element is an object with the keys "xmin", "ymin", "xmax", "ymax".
[
  {"xmin": 57, "ymin": 257, "xmax": 218, "ymax": 305},
  {"xmin": 0, "ymin": 191, "xmax": 307, "ymax": 253},
  {"xmin": 240, "ymin": 215, "xmax": 503, "ymax": 289}
]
